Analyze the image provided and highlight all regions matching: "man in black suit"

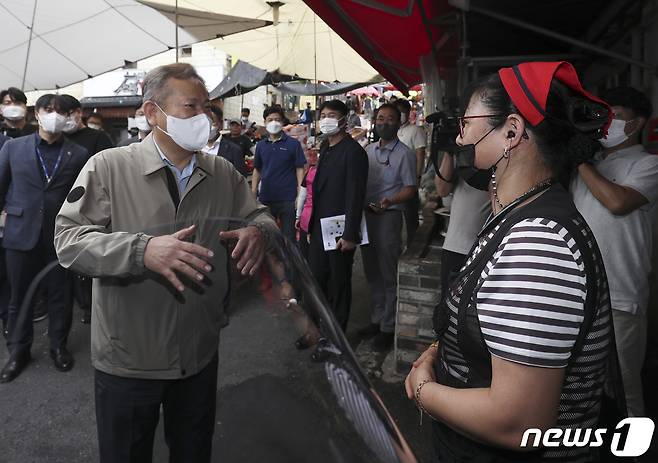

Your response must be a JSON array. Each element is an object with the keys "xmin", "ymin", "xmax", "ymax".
[
  {"xmin": 308, "ymin": 100, "xmax": 368, "ymax": 331},
  {"xmin": 0, "ymin": 94, "xmax": 91, "ymax": 383},
  {"xmin": 0, "ymin": 133, "xmax": 9, "ymax": 338},
  {"xmin": 60, "ymin": 94, "xmax": 114, "ymax": 324}
]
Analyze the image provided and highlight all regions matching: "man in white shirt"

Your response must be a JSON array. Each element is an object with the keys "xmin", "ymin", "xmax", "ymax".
[
  {"xmin": 571, "ymin": 86, "xmax": 658, "ymax": 416},
  {"xmin": 395, "ymin": 99, "xmax": 426, "ymax": 246}
]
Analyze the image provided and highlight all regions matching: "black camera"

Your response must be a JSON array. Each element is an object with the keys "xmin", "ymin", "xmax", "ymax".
[{"xmin": 427, "ymin": 111, "xmax": 459, "ymax": 175}]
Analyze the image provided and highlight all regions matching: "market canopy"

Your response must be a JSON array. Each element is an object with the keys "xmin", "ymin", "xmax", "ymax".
[
  {"xmin": 144, "ymin": 0, "xmax": 381, "ymax": 84},
  {"xmin": 0, "ymin": 0, "xmax": 270, "ymax": 91},
  {"xmin": 209, "ymin": 60, "xmax": 296, "ymax": 99},
  {"xmin": 276, "ymin": 80, "xmax": 381, "ymax": 96}
]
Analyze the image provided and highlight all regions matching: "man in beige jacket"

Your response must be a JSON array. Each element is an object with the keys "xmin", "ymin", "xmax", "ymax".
[{"xmin": 55, "ymin": 63, "xmax": 275, "ymax": 463}]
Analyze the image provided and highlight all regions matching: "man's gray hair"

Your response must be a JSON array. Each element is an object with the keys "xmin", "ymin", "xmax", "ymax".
[{"xmin": 142, "ymin": 63, "xmax": 206, "ymax": 104}]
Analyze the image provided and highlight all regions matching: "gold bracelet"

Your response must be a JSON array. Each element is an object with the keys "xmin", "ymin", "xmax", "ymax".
[{"xmin": 414, "ymin": 379, "xmax": 435, "ymax": 425}]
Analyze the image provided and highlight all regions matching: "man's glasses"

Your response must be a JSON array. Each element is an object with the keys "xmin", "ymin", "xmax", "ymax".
[{"xmin": 457, "ymin": 114, "xmax": 502, "ymax": 138}]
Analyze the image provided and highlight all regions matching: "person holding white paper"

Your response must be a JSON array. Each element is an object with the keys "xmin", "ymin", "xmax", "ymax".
[{"xmin": 308, "ymin": 100, "xmax": 369, "ymax": 332}]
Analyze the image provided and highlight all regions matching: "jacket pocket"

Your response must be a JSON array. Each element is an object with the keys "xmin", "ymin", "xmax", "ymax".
[{"xmin": 5, "ymin": 205, "xmax": 23, "ymax": 216}]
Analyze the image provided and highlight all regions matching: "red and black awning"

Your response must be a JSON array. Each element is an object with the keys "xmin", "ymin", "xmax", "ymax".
[{"xmin": 303, "ymin": 0, "xmax": 457, "ymax": 91}]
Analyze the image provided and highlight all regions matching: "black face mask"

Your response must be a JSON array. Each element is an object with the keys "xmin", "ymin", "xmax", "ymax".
[
  {"xmin": 376, "ymin": 122, "xmax": 399, "ymax": 141},
  {"xmin": 454, "ymin": 126, "xmax": 506, "ymax": 191}
]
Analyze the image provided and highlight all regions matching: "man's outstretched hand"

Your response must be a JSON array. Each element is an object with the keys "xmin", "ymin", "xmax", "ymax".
[
  {"xmin": 219, "ymin": 225, "xmax": 266, "ymax": 276},
  {"xmin": 144, "ymin": 225, "xmax": 214, "ymax": 292}
]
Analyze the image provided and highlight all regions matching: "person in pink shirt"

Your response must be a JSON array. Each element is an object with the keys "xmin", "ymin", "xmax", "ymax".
[{"xmin": 295, "ymin": 146, "xmax": 318, "ymax": 259}]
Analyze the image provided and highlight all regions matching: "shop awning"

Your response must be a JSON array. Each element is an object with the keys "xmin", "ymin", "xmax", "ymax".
[
  {"xmin": 302, "ymin": 0, "xmax": 457, "ymax": 91},
  {"xmin": 209, "ymin": 60, "xmax": 296, "ymax": 99}
]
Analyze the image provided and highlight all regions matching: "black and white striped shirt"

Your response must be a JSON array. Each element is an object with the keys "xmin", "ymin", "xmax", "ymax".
[{"xmin": 440, "ymin": 216, "xmax": 611, "ymax": 462}]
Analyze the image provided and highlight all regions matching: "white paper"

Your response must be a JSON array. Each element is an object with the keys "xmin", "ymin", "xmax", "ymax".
[{"xmin": 320, "ymin": 213, "xmax": 369, "ymax": 251}]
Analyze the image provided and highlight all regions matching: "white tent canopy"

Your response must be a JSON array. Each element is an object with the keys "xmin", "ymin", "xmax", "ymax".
[
  {"xmin": 144, "ymin": 0, "xmax": 380, "ymax": 84},
  {"xmin": 0, "ymin": 0, "xmax": 269, "ymax": 91}
]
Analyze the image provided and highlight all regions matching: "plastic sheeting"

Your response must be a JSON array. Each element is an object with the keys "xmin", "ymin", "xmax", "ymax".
[
  {"xmin": 0, "ymin": 0, "xmax": 269, "ymax": 91},
  {"xmin": 209, "ymin": 60, "xmax": 295, "ymax": 99}
]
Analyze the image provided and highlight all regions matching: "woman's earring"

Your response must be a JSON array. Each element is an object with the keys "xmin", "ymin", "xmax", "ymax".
[{"xmin": 503, "ymin": 146, "xmax": 510, "ymax": 158}]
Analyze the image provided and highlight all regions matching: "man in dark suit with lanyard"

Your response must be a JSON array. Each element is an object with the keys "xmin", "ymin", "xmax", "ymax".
[{"xmin": 0, "ymin": 94, "xmax": 90, "ymax": 383}]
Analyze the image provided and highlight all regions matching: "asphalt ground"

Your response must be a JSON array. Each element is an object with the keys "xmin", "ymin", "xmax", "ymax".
[{"xmin": 0, "ymin": 249, "xmax": 435, "ymax": 463}]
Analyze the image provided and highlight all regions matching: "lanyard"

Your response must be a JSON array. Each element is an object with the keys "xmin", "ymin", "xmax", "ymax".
[
  {"xmin": 36, "ymin": 145, "xmax": 64, "ymax": 184},
  {"xmin": 375, "ymin": 139, "xmax": 399, "ymax": 166}
]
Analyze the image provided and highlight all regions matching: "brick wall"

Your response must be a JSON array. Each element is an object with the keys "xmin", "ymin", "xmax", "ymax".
[{"xmin": 395, "ymin": 207, "xmax": 443, "ymax": 374}]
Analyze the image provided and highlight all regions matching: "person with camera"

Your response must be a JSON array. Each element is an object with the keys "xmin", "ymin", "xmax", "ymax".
[
  {"xmin": 571, "ymin": 86, "xmax": 658, "ymax": 418},
  {"xmin": 405, "ymin": 62, "xmax": 614, "ymax": 462},
  {"xmin": 433, "ymin": 117, "xmax": 490, "ymax": 313}
]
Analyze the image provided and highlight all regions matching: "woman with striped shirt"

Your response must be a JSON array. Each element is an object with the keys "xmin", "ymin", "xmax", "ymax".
[{"xmin": 405, "ymin": 62, "xmax": 616, "ymax": 462}]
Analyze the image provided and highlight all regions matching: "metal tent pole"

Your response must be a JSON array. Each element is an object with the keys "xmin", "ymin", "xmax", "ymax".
[
  {"xmin": 175, "ymin": 0, "xmax": 179, "ymax": 62},
  {"xmin": 21, "ymin": 0, "xmax": 38, "ymax": 91}
]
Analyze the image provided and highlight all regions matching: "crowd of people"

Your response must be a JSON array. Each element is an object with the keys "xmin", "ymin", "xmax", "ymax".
[{"xmin": 0, "ymin": 58, "xmax": 656, "ymax": 462}]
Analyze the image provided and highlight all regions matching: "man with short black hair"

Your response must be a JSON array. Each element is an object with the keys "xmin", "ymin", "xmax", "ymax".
[
  {"xmin": 85, "ymin": 113, "xmax": 105, "ymax": 131},
  {"xmin": 0, "ymin": 94, "xmax": 91, "ymax": 383},
  {"xmin": 308, "ymin": 99, "xmax": 368, "ymax": 331},
  {"xmin": 58, "ymin": 95, "xmax": 115, "ymax": 324},
  {"xmin": 572, "ymin": 86, "xmax": 658, "ymax": 417},
  {"xmin": 252, "ymin": 106, "xmax": 306, "ymax": 242},
  {"xmin": 359, "ymin": 103, "xmax": 416, "ymax": 351},
  {"xmin": 240, "ymin": 107, "xmax": 252, "ymax": 134},
  {"xmin": 0, "ymin": 87, "xmax": 36, "ymax": 138},
  {"xmin": 60, "ymin": 95, "xmax": 114, "ymax": 155}
]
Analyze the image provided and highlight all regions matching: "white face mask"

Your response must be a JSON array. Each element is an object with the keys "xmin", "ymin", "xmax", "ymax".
[
  {"xmin": 266, "ymin": 120, "xmax": 283, "ymax": 135},
  {"xmin": 134, "ymin": 115, "xmax": 151, "ymax": 132},
  {"xmin": 400, "ymin": 113, "xmax": 408, "ymax": 124},
  {"xmin": 87, "ymin": 123, "xmax": 102, "ymax": 131},
  {"xmin": 599, "ymin": 118, "xmax": 630, "ymax": 148},
  {"xmin": 154, "ymin": 103, "xmax": 211, "ymax": 152},
  {"xmin": 62, "ymin": 116, "xmax": 79, "ymax": 134},
  {"xmin": 319, "ymin": 117, "xmax": 343, "ymax": 136},
  {"xmin": 2, "ymin": 104, "xmax": 26, "ymax": 121},
  {"xmin": 38, "ymin": 111, "xmax": 67, "ymax": 134}
]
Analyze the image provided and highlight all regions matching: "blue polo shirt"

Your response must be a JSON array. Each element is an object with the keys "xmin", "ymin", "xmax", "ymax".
[{"xmin": 254, "ymin": 132, "xmax": 306, "ymax": 202}]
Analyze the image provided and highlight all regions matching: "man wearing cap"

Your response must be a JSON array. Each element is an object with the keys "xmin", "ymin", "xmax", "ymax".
[
  {"xmin": 227, "ymin": 118, "xmax": 253, "ymax": 162},
  {"xmin": 572, "ymin": 86, "xmax": 658, "ymax": 417},
  {"xmin": 204, "ymin": 106, "xmax": 247, "ymax": 176}
]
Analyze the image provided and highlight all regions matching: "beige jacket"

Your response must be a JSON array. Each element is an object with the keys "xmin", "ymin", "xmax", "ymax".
[{"xmin": 55, "ymin": 134, "xmax": 275, "ymax": 379}]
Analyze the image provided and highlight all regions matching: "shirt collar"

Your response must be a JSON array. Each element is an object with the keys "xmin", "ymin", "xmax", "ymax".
[
  {"xmin": 35, "ymin": 132, "xmax": 64, "ymax": 147},
  {"xmin": 153, "ymin": 137, "xmax": 197, "ymax": 174},
  {"xmin": 265, "ymin": 132, "xmax": 288, "ymax": 143},
  {"xmin": 375, "ymin": 137, "xmax": 399, "ymax": 152},
  {"xmin": 599, "ymin": 144, "xmax": 645, "ymax": 161},
  {"xmin": 202, "ymin": 135, "xmax": 222, "ymax": 156}
]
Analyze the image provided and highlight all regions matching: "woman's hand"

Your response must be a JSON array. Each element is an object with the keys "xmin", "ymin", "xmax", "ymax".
[{"xmin": 404, "ymin": 345, "xmax": 438, "ymax": 400}]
